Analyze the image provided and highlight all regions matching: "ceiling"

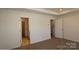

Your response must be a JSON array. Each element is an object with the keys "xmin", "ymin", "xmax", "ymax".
[
  {"xmin": 26, "ymin": 8, "xmax": 79, "ymax": 15},
  {"xmin": 44, "ymin": 8, "xmax": 74, "ymax": 13}
]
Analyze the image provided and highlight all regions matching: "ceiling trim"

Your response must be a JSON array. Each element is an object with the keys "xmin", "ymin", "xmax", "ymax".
[
  {"xmin": 26, "ymin": 8, "xmax": 79, "ymax": 15},
  {"xmin": 58, "ymin": 9, "xmax": 79, "ymax": 15},
  {"xmin": 26, "ymin": 8, "xmax": 58, "ymax": 15}
]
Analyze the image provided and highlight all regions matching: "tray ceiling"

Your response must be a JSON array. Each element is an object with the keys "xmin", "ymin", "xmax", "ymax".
[{"xmin": 26, "ymin": 8, "xmax": 79, "ymax": 15}]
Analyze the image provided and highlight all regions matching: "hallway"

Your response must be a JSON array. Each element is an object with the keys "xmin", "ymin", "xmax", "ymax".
[{"xmin": 21, "ymin": 37, "xmax": 30, "ymax": 47}]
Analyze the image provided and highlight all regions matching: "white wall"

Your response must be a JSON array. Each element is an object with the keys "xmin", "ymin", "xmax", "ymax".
[
  {"xmin": 0, "ymin": 9, "xmax": 55, "ymax": 49},
  {"xmin": 63, "ymin": 12, "xmax": 79, "ymax": 42},
  {"xmin": 55, "ymin": 11, "xmax": 79, "ymax": 42},
  {"xmin": 55, "ymin": 16, "xmax": 63, "ymax": 38}
]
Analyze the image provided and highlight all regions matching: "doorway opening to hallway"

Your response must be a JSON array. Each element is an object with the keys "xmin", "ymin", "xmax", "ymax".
[
  {"xmin": 50, "ymin": 19, "xmax": 55, "ymax": 38},
  {"xmin": 21, "ymin": 17, "xmax": 30, "ymax": 47}
]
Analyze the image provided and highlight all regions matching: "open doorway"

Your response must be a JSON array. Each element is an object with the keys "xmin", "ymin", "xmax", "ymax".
[
  {"xmin": 21, "ymin": 17, "xmax": 30, "ymax": 47},
  {"xmin": 50, "ymin": 19, "xmax": 55, "ymax": 38}
]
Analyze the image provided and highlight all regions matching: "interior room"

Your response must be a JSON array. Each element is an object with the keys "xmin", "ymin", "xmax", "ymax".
[{"xmin": 0, "ymin": 8, "xmax": 79, "ymax": 49}]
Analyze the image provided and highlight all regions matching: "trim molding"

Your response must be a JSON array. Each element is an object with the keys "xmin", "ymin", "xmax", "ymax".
[{"xmin": 26, "ymin": 8, "xmax": 79, "ymax": 15}]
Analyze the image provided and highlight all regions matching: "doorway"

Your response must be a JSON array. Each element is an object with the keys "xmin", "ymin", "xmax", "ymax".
[
  {"xmin": 50, "ymin": 19, "xmax": 55, "ymax": 38},
  {"xmin": 21, "ymin": 17, "xmax": 30, "ymax": 47}
]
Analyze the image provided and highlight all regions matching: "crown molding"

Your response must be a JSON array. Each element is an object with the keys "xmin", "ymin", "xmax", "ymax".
[
  {"xmin": 26, "ymin": 8, "xmax": 79, "ymax": 15},
  {"xmin": 58, "ymin": 9, "xmax": 79, "ymax": 15},
  {"xmin": 26, "ymin": 8, "xmax": 58, "ymax": 15}
]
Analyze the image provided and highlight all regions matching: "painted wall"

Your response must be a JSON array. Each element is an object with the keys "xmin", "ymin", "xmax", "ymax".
[
  {"xmin": 63, "ymin": 11, "xmax": 79, "ymax": 42},
  {"xmin": 55, "ymin": 11, "xmax": 79, "ymax": 42},
  {"xmin": 0, "ymin": 8, "xmax": 55, "ymax": 49},
  {"xmin": 55, "ymin": 16, "xmax": 63, "ymax": 38}
]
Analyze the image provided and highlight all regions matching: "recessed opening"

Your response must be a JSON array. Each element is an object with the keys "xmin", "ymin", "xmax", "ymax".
[
  {"xmin": 50, "ymin": 19, "xmax": 55, "ymax": 38},
  {"xmin": 21, "ymin": 17, "xmax": 30, "ymax": 47}
]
